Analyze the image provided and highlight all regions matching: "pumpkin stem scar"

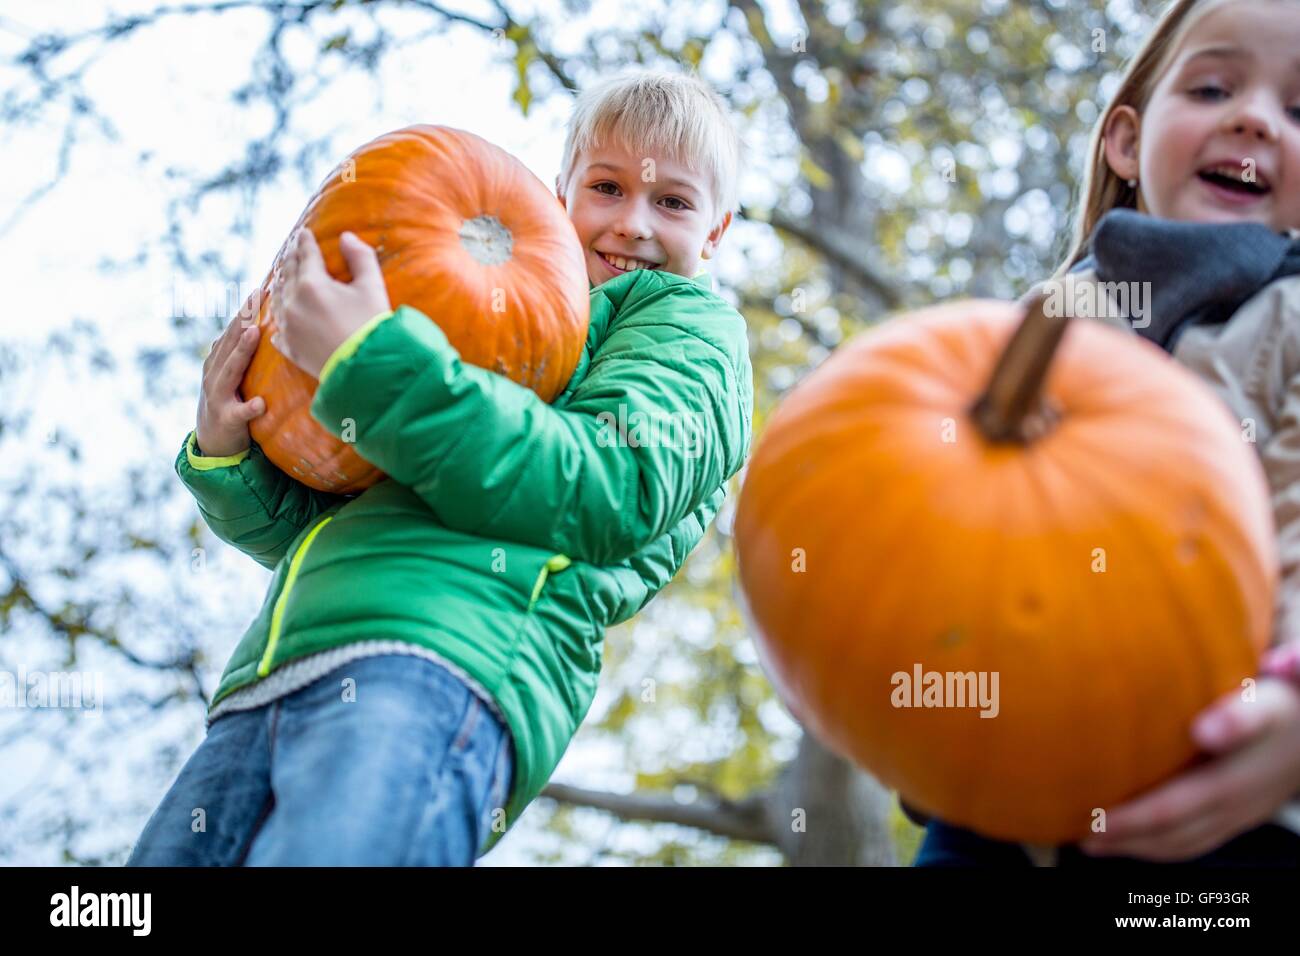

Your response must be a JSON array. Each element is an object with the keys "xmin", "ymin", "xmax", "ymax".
[
  {"xmin": 459, "ymin": 215, "xmax": 514, "ymax": 265},
  {"xmin": 969, "ymin": 289, "xmax": 1069, "ymax": 444}
]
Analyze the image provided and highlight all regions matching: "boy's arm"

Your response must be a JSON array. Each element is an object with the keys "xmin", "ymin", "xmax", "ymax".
[
  {"xmin": 177, "ymin": 429, "xmax": 349, "ymax": 571},
  {"xmin": 309, "ymin": 274, "xmax": 753, "ymax": 566}
]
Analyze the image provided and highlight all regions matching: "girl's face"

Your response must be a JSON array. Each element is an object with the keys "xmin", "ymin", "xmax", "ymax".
[{"xmin": 1104, "ymin": 0, "xmax": 1300, "ymax": 230}]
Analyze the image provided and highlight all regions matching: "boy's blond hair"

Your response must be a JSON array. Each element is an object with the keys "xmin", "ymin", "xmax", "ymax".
[{"xmin": 556, "ymin": 68, "xmax": 742, "ymax": 229}]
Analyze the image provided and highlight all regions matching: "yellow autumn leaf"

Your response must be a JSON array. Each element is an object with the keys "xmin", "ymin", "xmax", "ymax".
[
  {"xmin": 836, "ymin": 129, "xmax": 865, "ymax": 163},
  {"xmin": 513, "ymin": 42, "xmax": 534, "ymax": 115},
  {"xmin": 799, "ymin": 150, "xmax": 833, "ymax": 190}
]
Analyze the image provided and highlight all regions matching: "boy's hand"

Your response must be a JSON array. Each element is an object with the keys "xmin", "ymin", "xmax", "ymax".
[
  {"xmin": 195, "ymin": 312, "xmax": 267, "ymax": 458},
  {"xmin": 1077, "ymin": 676, "xmax": 1300, "ymax": 861},
  {"xmin": 271, "ymin": 228, "xmax": 391, "ymax": 380}
]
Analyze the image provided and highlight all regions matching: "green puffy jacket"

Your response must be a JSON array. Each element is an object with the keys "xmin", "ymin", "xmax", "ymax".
[{"xmin": 176, "ymin": 269, "xmax": 753, "ymax": 855}]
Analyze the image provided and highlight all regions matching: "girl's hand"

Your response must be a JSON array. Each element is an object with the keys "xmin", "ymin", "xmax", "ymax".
[
  {"xmin": 1078, "ymin": 676, "xmax": 1300, "ymax": 861},
  {"xmin": 1261, "ymin": 640, "xmax": 1300, "ymax": 682},
  {"xmin": 271, "ymin": 228, "xmax": 391, "ymax": 380},
  {"xmin": 195, "ymin": 312, "xmax": 266, "ymax": 458}
]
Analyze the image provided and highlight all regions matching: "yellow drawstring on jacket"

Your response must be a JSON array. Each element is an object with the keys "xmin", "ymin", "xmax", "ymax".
[{"xmin": 528, "ymin": 554, "xmax": 572, "ymax": 611}]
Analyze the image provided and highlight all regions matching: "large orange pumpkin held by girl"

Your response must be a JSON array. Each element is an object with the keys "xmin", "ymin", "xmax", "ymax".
[
  {"xmin": 733, "ymin": 294, "xmax": 1278, "ymax": 844},
  {"xmin": 236, "ymin": 124, "xmax": 590, "ymax": 493}
]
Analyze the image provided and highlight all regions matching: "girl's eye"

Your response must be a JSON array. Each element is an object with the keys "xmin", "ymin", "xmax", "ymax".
[
  {"xmin": 1289, "ymin": 105, "xmax": 1300, "ymax": 123},
  {"xmin": 1189, "ymin": 84, "xmax": 1229, "ymax": 101},
  {"xmin": 660, "ymin": 196, "xmax": 690, "ymax": 211}
]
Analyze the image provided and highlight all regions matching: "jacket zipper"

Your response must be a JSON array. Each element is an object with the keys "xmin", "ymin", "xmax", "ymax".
[
  {"xmin": 527, "ymin": 554, "xmax": 571, "ymax": 613},
  {"xmin": 257, "ymin": 514, "xmax": 336, "ymax": 677}
]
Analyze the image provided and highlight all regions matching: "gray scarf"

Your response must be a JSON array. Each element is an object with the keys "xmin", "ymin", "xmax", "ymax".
[{"xmin": 1070, "ymin": 208, "xmax": 1300, "ymax": 353}]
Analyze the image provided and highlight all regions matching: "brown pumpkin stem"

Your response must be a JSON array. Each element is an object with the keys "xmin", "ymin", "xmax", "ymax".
[{"xmin": 969, "ymin": 289, "xmax": 1069, "ymax": 444}]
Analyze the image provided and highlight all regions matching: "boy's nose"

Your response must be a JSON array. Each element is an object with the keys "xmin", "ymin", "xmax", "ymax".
[{"xmin": 612, "ymin": 202, "xmax": 654, "ymax": 240}]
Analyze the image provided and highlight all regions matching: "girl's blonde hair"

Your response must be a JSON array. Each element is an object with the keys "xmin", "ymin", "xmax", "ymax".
[
  {"xmin": 1056, "ymin": 0, "xmax": 1269, "ymax": 276},
  {"xmin": 556, "ymin": 68, "xmax": 743, "ymax": 229}
]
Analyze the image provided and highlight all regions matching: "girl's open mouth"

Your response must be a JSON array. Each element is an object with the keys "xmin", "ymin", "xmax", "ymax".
[{"xmin": 1196, "ymin": 163, "xmax": 1272, "ymax": 205}]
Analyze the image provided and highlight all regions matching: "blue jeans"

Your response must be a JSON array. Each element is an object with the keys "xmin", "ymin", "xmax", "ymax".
[
  {"xmin": 914, "ymin": 819, "xmax": 1300, "ymax": 867},
  {"xmin": 127, "ymin": 654, "xmax": 513, "ymax": 866}
]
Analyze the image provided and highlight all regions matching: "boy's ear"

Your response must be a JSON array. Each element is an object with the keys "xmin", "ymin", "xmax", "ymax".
[
  {"xmin": 699, "ymin": 209, "xmax": 733, "ymax": 261},
  {"xmin": 1102, "ymin": 105, "xmax": 1141, "ymax": 183}
]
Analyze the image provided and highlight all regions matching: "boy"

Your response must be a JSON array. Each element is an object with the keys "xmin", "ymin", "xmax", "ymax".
[{"xmin": 127, "ymin": 69, "xmax": 752, "ymax": 865}]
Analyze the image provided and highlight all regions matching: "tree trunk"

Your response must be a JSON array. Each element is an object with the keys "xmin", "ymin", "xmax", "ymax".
[{"xmin": 767, "ymin": 732, "xmax": 898, "ymax": 866}]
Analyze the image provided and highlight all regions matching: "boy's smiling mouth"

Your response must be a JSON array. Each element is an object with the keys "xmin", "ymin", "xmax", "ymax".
[{"xmin": 597, "ymin": 250, "xmax": 662, "ymax": 274}]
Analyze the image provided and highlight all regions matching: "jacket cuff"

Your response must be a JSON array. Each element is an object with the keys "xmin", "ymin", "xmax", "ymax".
[
  {"xmin": 185, "ymin": 429, "xmax": 251, "ymax": 470},
  {"xmin": 318, "ymin": 309, "xmax": 396, "ymax": 385},
  {"xmin": 311, "ymin": 305, "xmax": 455, "ymax": 439}
]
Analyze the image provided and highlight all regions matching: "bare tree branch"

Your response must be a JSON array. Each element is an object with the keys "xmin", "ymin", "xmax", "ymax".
[
  {"xmin": 540, "ymin": 781, "xmax": 777, "ymax": 846},
  {"xmin": 744, "ymin": 205, "xmax": 902, "ymax": 307}
]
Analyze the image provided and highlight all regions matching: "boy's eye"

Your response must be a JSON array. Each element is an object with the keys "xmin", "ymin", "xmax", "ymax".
[
  {"xmin": 592, "ymin": 182, "xmax": 620, "ymax": 196},
  {"xmin": 660, "ymin": 196, "xmax": 690, "ymax": 211}
]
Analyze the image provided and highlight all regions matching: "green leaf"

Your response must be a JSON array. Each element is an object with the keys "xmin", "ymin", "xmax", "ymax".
[{"xmin": 513, "ymin": 41, "xmax": 535, "ymax": 115}]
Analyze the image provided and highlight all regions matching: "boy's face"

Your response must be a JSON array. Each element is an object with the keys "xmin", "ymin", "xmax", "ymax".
[
  {"xmin": 1103, "ymin": 0, "xmax": 1300, "ymax": 231},
  {"xmin": 557, "ymin": 141, "xmax": 732, "ymax": 286}
]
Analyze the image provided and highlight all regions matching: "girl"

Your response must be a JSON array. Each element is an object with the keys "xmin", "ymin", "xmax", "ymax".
[{"xmin": 914, "ymin": 0, "xmax": 1300, "ymax": 866}]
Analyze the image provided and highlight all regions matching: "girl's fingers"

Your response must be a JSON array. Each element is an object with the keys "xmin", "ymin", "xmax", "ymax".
[
  {"xmin": 1262, "ymin": 642, "xmax": 1300, "ymax": 678},
  {"xmin": 1092, "ymin": 756, "xmax": 1231, "ymax": 844},
  {"xmin": 1085, "ymin": 806, "xmax": 1238, "ymax": 861},
  {"xmin": 1083, "ymin": 795, "xmax": 1218, "ymax": 859},
  {"xmin": 1082, "ymin": 684, "xmax": 1300, "ymax": 862},
  {"xmin": 1195, "ymin": 679, "xmax": 1292, "ymax": 752},
  {"xmin": 1196, "ymin": 702, "xmax": 1268, "ymax": 752},
  {"xmin": 1087, "ymin": 698, "xmax": 1293, "ymax": 860},
  {"xmin": 1193, "ymin": 698, "xmax": 1253, "ymax": 752},
  {"xmin": 1086, "ymin": 754, "xmax": 1275, "ymax": 860}
]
